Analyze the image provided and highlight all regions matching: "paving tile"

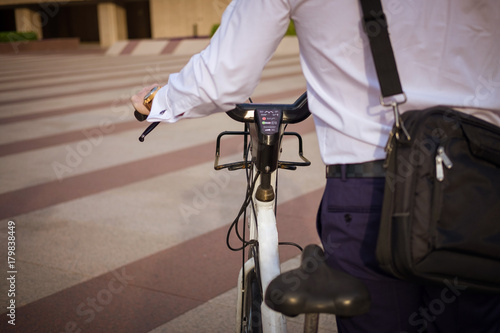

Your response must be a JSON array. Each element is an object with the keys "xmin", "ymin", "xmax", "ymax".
[{"xmin": 0, "ymin": 42, "xmax": 341, "ymax": 333}]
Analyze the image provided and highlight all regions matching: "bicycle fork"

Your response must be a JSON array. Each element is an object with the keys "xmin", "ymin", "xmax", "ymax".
[
  {"xmin": 236, "ymin": 198, "xmax": 286, "ymax": 333},
  {"xmin": 255, "ymin": 200, "xmax": 286, "ymax": 333}
]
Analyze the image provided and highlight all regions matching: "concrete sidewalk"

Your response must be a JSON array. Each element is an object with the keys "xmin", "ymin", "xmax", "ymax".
[
  {"xmin": 105, "ymin": 36, "xmax": 300, "ymax": 56},
  {"xmin": 0, "ymin": 38, "xmax": 336, "ymax": 332}
]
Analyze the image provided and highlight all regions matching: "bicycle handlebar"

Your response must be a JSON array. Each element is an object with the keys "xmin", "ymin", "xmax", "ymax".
[
  {"xmin": 226, "ymin": 92, "xmax": 310, "ymax": 124},
  {"xmin": 137, "ymin": 92, "xmax": 310, "ymax": 142}
]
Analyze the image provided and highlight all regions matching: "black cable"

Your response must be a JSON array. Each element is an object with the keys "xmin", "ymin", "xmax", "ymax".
[
  {"xmin": 279, "ymin": 241, "xmax": 303, "ymax": 252},
  {"xmin": 251, "ymin": 244, "xmax": 263, "ymax": 296},
  {"xmin": 238, "ymin": 127, "xmax": 254, "ymax": 330},
  {"xmin": 226, "ymin": 157, "xmax": 260, "ymax": 252},
  {"xmin": 233, "ymin": 139, "xmax": 253, "ymax": 244},
  {"xmin": 274, "ymin": 124, "xmax": 288, "ymax": 216}
]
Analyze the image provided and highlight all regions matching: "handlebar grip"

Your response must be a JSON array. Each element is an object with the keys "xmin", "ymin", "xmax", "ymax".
[{"xmin": 134, "ymin": 110, "xmax": 148, "ymax": 122}]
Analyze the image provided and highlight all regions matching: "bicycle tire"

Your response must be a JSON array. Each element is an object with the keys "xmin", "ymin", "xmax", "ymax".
[{"xmin": 242, "ymin": 269, "xmax": 263, "ymax": 333}]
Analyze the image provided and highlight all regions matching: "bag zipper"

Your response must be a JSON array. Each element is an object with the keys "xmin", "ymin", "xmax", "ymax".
[
  {"xmin": 435, "ymin": 146, "xmax": 453, "ymax": 182},
  {"xmin": 431, "ymin": 145, "xmax": 452, "ymax": 253}
]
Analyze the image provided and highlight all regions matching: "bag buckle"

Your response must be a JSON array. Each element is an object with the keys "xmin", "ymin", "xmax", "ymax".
[{"xmin": 380, "ymin": 93, "xmax": 411, "ymax": 142}]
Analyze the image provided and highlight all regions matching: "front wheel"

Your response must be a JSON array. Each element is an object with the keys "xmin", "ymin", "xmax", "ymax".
[{"xmin": 242, "ymin": 269, "xmax": 263, "ymax": 333}]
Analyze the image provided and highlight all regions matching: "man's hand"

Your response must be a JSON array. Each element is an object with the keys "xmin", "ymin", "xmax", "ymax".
[{"xmin": 131, "ymin": 84, "xmax": 160, "ymax": 116}]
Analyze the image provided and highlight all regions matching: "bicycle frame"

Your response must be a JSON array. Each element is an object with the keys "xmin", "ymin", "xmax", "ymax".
[
  {"xmin": 136, "ymin": 92, "xmax": 371, "ymax": 333},
  {"xmin": 137, "ymin": 92, "xmax": 311, "ymax": 333},
  {"xmin": 215, "ymin": 93, "xmax": 311, "ymax": 333},
  {"xmin": 237, "ymin": 172, "xmax": 285, "ymax": 333}
]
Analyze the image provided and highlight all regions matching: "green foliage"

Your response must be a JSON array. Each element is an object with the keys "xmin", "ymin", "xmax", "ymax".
[
  {"xmin": 209, "ymin": 20, "xmax": 296, "ymax": 38},
  {"xmin": 0, "ymin": 31, "xmax": 38, "ymax": 43},
  {"xmin": 285, "ymin": 20, "xmax": 296, "ymax": 36},
  {"xmin": 210, "ymin": 24, "xmax": 220, "ymax": 37}
]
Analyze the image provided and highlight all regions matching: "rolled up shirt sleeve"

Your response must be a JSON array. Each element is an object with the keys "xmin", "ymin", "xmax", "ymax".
[
  {"xmin": 147, "ymin": 0, "xmax": 292, "ymax": 123},
  {"xmin": 147, "ymin": 84, "xmax": 181, "ymax": 123}
]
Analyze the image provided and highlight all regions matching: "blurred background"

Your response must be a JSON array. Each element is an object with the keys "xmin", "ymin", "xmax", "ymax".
[{"xmin": 0, "ymin": 0, "xmax": 231, "ymax": 48}]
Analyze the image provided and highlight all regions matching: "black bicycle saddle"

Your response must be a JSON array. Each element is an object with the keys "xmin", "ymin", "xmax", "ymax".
[{"xmin": 264, "ymin": 244, "xmax": 371, "ymax": 317}]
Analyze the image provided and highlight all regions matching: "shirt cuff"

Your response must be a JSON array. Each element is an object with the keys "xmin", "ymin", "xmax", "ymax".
[{"xmin": 147, "ymin": 85, "xmax": 182, "ymax": 123}]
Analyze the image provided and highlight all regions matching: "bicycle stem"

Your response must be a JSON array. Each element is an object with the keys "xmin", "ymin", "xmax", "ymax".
[{"xmin": 255, "ymin": 172, "xmax": 275, "ymax": 202}]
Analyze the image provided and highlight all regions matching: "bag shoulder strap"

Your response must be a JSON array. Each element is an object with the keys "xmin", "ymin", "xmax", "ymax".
[
  {"xmin": 358, "ymin": 0, "xmax": 403, "ymax": 98},
  {"xmin": 359, "ymin": 0, "xmax": 411, "ymax": 140}
]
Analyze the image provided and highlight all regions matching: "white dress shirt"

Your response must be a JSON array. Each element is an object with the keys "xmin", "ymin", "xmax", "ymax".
[{"xmin": 148, "ymin": 0, "xmax": 500, "ymax": 165}]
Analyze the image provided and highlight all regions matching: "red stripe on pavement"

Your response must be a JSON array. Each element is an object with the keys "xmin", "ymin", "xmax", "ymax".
[
  {"xmin": 120, "ymin": 40, "xmax": 140, "ymax": 55},
  {"xmin": 0, "ymin": 62, "xmax": 303, "ymax": 125},
  {"xmin": 0, "ymin": 88, "xmax": 306, "ymax": 156},
  {"xmin": 0, "ymin": 188, "xmax": 323, "ymax": 333},
  {"xmin": 0, "ymin": 70, "xmax": 303, "ymax": 106},
  {"xmin": 0, "ymin": 81, "xmax": 145, "ymax": 106},
  {"xmin": 0, "ymin": 117, "xmax": 315, "ymax": 219},
  {"xmin": 161, "ymin": 40, "xmax": 181, "ymax": 54},
  {"xmin": 0, "ymin": 120, "xmax": 143, "ymax": 157},
  {"xmin": 0, "ymin": 54, "xmax": 298, "ymax": 90},
  {"xmin": 0, "ymin": 57, "xmax": 186, "ymax": 89},
  {"xmin": 0, "ymin": 139, "xmax": 234, "ymax": 220},
  {"xmin": 0, "ymin": 87, "xmax": 306, "ymax": 156},
  {"xmin": 0, "ymin": 100, "xmax": 129, "ymax": 125},
  {"xmin": 0, "ymin": 61, "xmax": 185, "ymax": 94}
]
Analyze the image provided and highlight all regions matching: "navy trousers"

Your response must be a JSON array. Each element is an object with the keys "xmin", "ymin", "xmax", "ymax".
[{"xmin": 317, "ymin": 176, "xmax": 500, "ymax": 333}]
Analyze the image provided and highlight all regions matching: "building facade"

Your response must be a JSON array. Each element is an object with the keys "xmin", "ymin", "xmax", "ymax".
[{"xmin": 0, "ymin": 0, "xmax": 231, "ymax": 47}]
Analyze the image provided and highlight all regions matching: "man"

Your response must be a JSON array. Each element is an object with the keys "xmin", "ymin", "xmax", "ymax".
[{"xmin": 132, "ymin": 0, "xmax": 500, "ymax": 331}]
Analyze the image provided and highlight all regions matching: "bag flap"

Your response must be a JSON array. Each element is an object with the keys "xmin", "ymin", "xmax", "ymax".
[{"xmin": 461, "ymin": 121, "xmax": 500, "ymax": 167}]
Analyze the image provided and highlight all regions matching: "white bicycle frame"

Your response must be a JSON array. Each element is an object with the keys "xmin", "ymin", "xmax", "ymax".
[
  {"xmin": 208, "ymin": 93, "xmax": 310, "ymax": 333},
  {"xmin": 137, "ymin": 93, "xmax": 321, "ymax": 333},
  {"xmin": 235, "ymin": 170, "xmax": 287, "ymax": 333}
]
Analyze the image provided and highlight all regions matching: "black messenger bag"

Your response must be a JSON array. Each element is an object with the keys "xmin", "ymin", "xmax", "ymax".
[
  {"xmin": 359, "ymin": 0, "xmax": 500, "ymax": 292},
  {"xmin": 379, "ymin": 106, "xmax": 500, "ymax": 292}
]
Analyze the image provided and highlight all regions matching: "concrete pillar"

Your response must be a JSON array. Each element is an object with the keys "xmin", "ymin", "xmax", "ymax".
[
  {"xmin": 15, "ymin": 7, "xmax": 43, "ymax": 39},
  {"xmin": 150, "ymin": 0, "xmax": 185, "ymax": 39},
  {"xmin": 150, "ymin": 0, "xmax": 230, "ymax": 39},
  {"xmin": 98, "ymin": 2, "xmax": 128, "ymax": 47},
  {"xmin": 116, "ymin": 4, "xmax": 128, "ymax": 41}
]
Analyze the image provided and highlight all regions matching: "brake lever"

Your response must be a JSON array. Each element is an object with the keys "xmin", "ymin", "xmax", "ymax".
[
  {"xmin": 135, "ymin": 109, "xmax": 160, "ymax": 141},
  {"xmin": 136, "ymin": 110, "xmax": 160, "ymax": 142},
  {"xmin": 139, "ymin": 122, "xmax": 160, "ymax": 142}
]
